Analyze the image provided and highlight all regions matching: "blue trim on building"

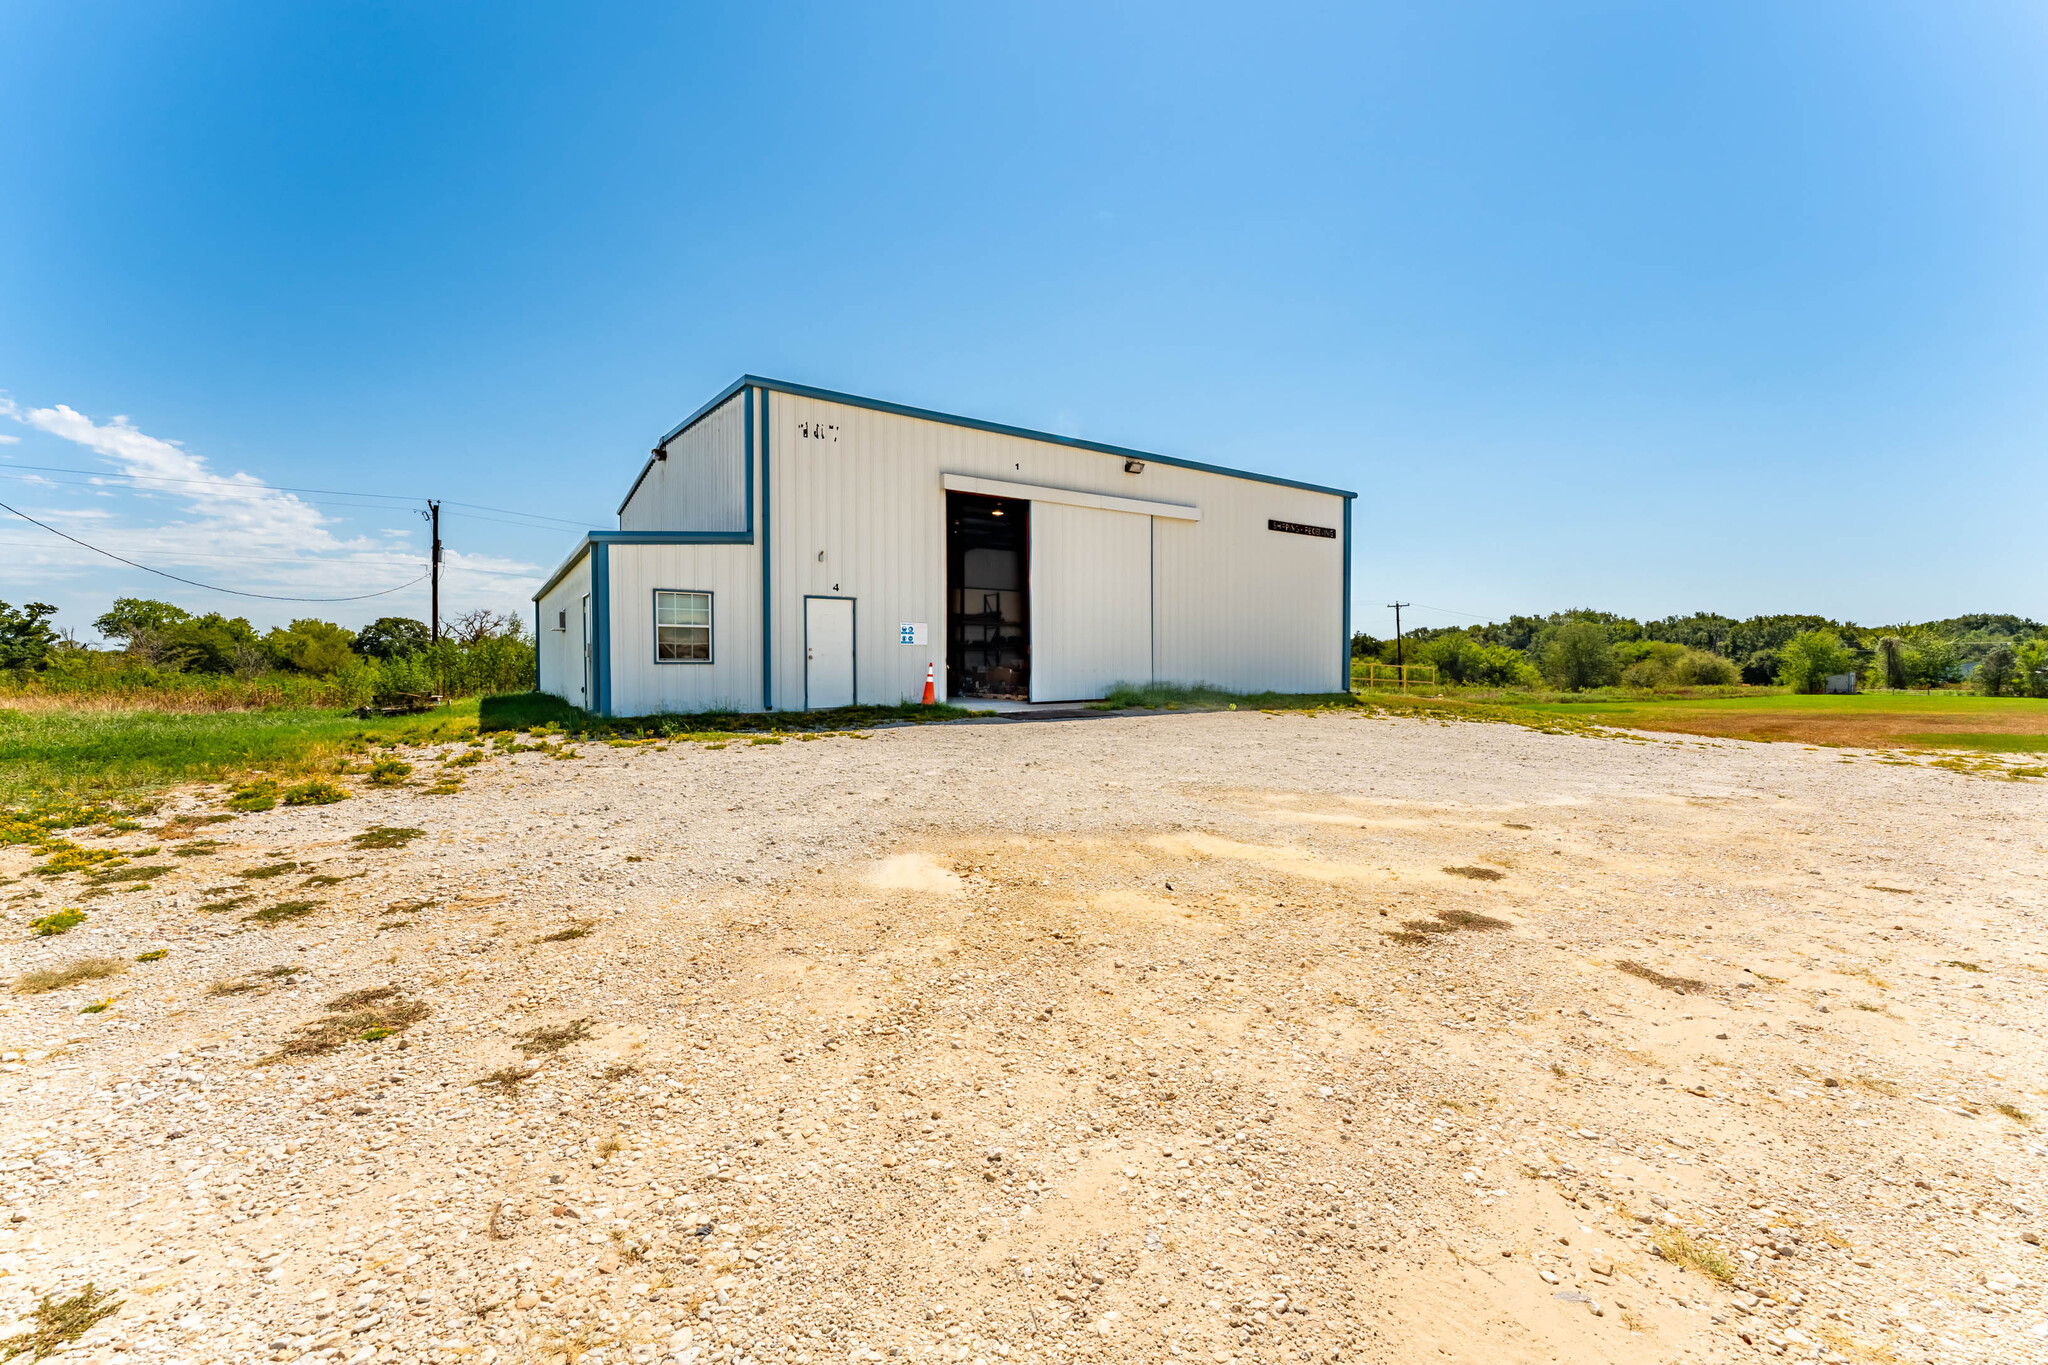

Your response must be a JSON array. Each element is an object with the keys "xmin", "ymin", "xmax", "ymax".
[
  {"xmin": 1341, "ymin": 493, "xmax": 1354, "ymax": 692},
  {"xmin": 618, "ymin": 377, "xmax": 753, "ymax": 517},
  {"xmin": 759, "ymin": 387, "xmax": 773, "ymax": 711},
  {"xmin": 534, "ymin": 602, "xmax": 542, "ymax": 693},
  {"xmin": 629, "ymin": 375, "xmax": 1358, "ymax": 507},
  {"xmin": 532, "ymin": 531, "xmax": 754, "ymax": 602},
  {"xmin": 593, "ymin": 542, "xmax": 613, "ymax": 717}
]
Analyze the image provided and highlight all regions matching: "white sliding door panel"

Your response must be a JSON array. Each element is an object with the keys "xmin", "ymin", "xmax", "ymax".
[{"xmin": 1029, "ymin": 502, "xmax": 1152, "ymax": 702}]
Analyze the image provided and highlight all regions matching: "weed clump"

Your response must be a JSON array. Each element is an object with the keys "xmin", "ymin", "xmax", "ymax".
[
  {"xmin": 172, "ymin": 839, "xmax": 223, "ymax": 857},
  {"xmin": 1443, "ymin": 865, "xmax": 1505, "ymax": 881},
  {"xmin": 244, "ymin": 901, "xmax": 318, "ymax": 926},
  {"xmin": 29, "ymin": 909, "xmax": 84, "ymax": 937},
  {"xmin": 1651, "ymin": 1227, "xmax": 1735, "ymax": 1282},
  {"xmin": 260, "ymin": 985, "xmax": 429, "ymax": 1062},
  {"xmin": 366, "ymin": 758, "xmax": 413, "ymax": 787},
  {"xmin": 33, "ymin": 844, "xmax": 125, "ymax": 878},
  {"xmin": 198, "ymin": 895, "xmax": 255, "ymax": 914},
  {"xmin": 15, "ymin": 958, "xmax": 126, "ymax": 995},
  {"xmin": 516, "ymin": 1017, "xmax": 594, "ymax": 1057},
  {"xmin": 78, "ymin": 1000, "xmax": 110, "ymax": 1015},
  {"xmin": 351, "ymin": 827, "xmax": 424, "ymax": 851},
  {"xmin": 282, "ymin": 779, "xmax": 348, "ymax": 806},
  {"xmin": 538, "ymin": 925, "xmax": 590, "ymax": 943},
  {"xmin": 135, "ymin": 949, "xmax": 167, "ymax": 963},
  {"xmin": 225, "ymin": 780, "xmax": 279, "ymax": 812},
  {"xmin": 476, "ymin": 1064, "xmax": 533, "ymax": 1091},
  {"xmin": 238, "ymin": 862, "xmax": 299, "ymax": 880},
  {"xmin": 1617, "ymin": 961, "xmax": 1707, "ymax": 994},
  {"xmin": 1, "ymin": 1282, "xmax": 123, "ymax": 1360}
]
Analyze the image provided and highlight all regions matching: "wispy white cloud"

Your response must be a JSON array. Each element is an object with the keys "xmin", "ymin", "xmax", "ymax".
[{"xmin": 0, "ymin": 397, "xmax": 539, "ymax": 627}]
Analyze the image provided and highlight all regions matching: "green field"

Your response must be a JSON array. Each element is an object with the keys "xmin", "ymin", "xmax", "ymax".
[
  {"xmin": 0, "ymin": 701, "xmax": 483, "ymax": 804},
  {"xmin": 0, "ymin": 693, "xmax": 986, "ymax": 805},
  {"xmin": 1499, "ymin": 691, "xmax": 2048, "ymax": 751}
]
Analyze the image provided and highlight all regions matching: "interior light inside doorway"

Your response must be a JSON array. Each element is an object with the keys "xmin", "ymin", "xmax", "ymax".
[{"xmin": 990, "ymin": 508, "xmax": 1004, "ymax": 516}]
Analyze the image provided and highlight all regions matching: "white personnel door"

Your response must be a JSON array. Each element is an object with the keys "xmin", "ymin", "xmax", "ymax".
[
  {"xmin": 804, "ymin": 597, "xmax": 855, "ymax": 709},
  {"xmin": 1029, "ymin": 502, "xmax": 1152, "ymax": 702}
]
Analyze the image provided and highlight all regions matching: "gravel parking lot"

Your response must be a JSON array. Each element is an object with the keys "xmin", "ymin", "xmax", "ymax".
[{"xmin": 2, "ymin": 708, "xmax": 2044, "ymax": 1365}]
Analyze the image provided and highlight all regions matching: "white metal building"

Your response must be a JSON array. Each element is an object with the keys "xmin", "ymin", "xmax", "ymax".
[{"xmin": 533, "ymin": 377, "xmax": 1354, "ymax": 716}]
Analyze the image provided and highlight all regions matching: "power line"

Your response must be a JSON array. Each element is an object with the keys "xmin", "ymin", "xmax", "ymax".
[
  {"xmin": 0, "ymin": 498, "xmax": 432, "ymax": 603},
  {"xmin": 0, "ymin": 460, "xmax": 597, "ymax": 530}
]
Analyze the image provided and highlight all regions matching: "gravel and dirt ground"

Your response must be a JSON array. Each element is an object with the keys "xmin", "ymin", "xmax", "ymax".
[{"xmin": 2, "ymin": 708, "xmax": 2045, "ymax": 1365}]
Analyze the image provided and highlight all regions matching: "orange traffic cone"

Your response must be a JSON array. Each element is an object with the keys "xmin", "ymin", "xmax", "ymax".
[{"xmin": 921, "ymin": 662, "xmax": 937, "ymax": 705}]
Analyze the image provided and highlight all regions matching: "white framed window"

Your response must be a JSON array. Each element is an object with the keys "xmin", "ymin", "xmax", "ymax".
[{"xmin": 654, "ymin": 590, "xmax": 712, "ymax": 663}]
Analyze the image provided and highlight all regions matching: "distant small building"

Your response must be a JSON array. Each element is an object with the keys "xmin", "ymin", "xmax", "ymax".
[
  {"xmin": 533, "ymin": 376, "xmax": 1355, "ymax": 716},
  {"xmin": 1823, "ymin": 673, "xmax": 1857, "ymax": 695}
]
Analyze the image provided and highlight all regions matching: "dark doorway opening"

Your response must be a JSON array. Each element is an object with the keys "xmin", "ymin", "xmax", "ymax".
[{"xmin": 946, "ymin": 491, "xmax": 1029, "ymax": 700}]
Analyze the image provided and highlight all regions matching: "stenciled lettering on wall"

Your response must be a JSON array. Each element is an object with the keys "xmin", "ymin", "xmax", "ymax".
[
  {"xmin": 796, "ymin": 421, "xmax": 840, "ymax": 442},
  {"xmin": 1267, "ymin": 519, "xmax": 1336, "ymax": 539}
]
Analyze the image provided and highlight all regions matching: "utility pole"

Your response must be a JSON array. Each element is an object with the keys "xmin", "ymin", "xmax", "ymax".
[
  {"xmin": 427, "ymin": 500, "xmax": 442, "ymax": 644},
  {"xmin": 1387, "ymin": 602, "xmax": 1409, "ymax": 667}
]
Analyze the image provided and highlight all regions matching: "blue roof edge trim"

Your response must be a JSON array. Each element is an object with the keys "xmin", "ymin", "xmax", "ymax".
[
  {"xmin": 533, "ymin": 530, "xmax": 755, "ymax": 602},
  {"xmin": 618, "ymin": 377, "xmax": 754, "ymax": 517},
  {"xmin": 636, "ymin": 374, "xmax": 1358, "ymax": 503}
]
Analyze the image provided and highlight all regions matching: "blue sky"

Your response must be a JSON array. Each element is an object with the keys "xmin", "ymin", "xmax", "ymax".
[{"xmin": 3, "ymin": 2, "xmax": 2043, "ymax": 641}]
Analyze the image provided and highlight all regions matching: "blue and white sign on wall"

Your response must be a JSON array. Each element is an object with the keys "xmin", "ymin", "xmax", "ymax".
[{"xmin": 899, "ymin": 622, "xmax": 928, "ymax": 646}]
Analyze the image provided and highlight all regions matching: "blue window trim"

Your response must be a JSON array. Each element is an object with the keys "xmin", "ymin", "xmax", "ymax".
[
  {"xmin": 617, "ymin": 374, "xmax": 1359, "ymax": 513},
  {"xmin": 652, "ymin": 588, "xmax": 715, "ymax": 665},
  {"xmin": 759, "ymin": 386, "xmax": 774, "ymax": 711},
  {"xmin": 801, "ymin": 595, "xmax": 857, "ymax": 710}
]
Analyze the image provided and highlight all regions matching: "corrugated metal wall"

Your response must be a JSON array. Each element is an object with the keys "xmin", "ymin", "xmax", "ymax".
[
  {"xmin": 619, "ymin": 393, "xmax": 747, "ymax": 532},
  {"xmin": 604, "ymin": 543, "xmax": 762, "ymax": 716},
  {"xmin": 1029, "ymin": 502, "xmax": 1153, "ymax": 701},
  {"xmin": 765, "ymin": 390, "xmax": 1346, "ymax": 706},
  {"xmin": 535, "ymin": 551, "xmax": 592, "ymax": 707}
]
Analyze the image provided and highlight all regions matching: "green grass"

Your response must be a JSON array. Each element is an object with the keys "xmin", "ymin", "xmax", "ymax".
[
  {"xmin": 1504, "ymin": 691, "xmax": 2048, "ymax": 750},
  {"xmin": 1090, "ymin": 682, "xmax": 1362, "ymax": 712},
  {"xmin": 476, "ymin": 691, "xmax": 981, "ymax": 736},
  {"xmin": 0, "ymin": 700, "xmax": 480, "ymax": 804}
]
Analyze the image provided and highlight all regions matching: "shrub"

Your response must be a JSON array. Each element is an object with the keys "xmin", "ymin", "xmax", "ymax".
[
  {"xmin": 225, "ymin": 780, "xmax": 279, "ymax": 812},
  {"xmin": 1667, "ymin": 649, "xmax": 1738, "ymax": 686},
  {"xmin": 281, "ymin": 780, "xmax": 348, "ymax": 806},
  {"xmin": 30, "ymin": 908, "xmax": 85, "ymax": 937},
  {"xmin": 1777, "ymin": 630, "xmax": 1853, "ymax": 694},
  {"xmin": 1975, "ymin": 643, "xmax": 2019, "ymax": 697},
  {"xmin": 1907, "ymin": 636, "xmax": 1961, "ymax": 688},
  {"xmin": 1540, "ymin": 622, "xmax": 1619, "ymax": 691},
  {"xmin": 366, "ymin": 758, "xmax": 413, "ymax": 787}
]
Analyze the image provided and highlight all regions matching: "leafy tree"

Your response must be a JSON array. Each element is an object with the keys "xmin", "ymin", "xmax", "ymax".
[
  {"xmin": 1974, "ymin": 643, "xmax": 2018, "ymax": 697},
  {"xmin": 1777, "ymin": 630, "xmax": 1854, "ymax": 694},
  {"xmin": 1906, "ymin": 636, "xmax": 1961, "ymax": 689},
  {"xmin": 265, "ymin": 619, "xmax": 357, "ymax": 676},
  {"xmin": 0, "ymin": 601, "xmax": 60, "ymax": 671},
  {"xmin": 1540, "ymin": 621, "xmax": 1619, "ymax": 691},
  {"xmin": 2015, "ymin": 640, "xmax": 2048, "ymax": 699},
  {"xmin": 1874, "ymin": 635, "xmax": 1910, "ymax": 690},
  {"xmin": 93, "ymin": 597, "xmax": 191, "ymax": 644},
  {"xmin": 353, "ymin": 617, "xmax": 431, "ymax": 660},
  {"xmin": 1349, "ymin": 632, "xmax": 1385, "ymax": 659},
  {"xmin": 163, "ymin": 614, "xmax": 263, "ymax": 675}
]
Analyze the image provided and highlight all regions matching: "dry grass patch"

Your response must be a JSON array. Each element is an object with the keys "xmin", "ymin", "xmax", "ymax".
[
  {"xmin": 1616, "ymin": 961, "xmax": 1707, "ymax": 994},
  {"xmin": 351, "ymin": 826, "xmax": 425, "ymax": 851},
  {"xmin": 1651, "ymin": 1226, "xmax": 1735, "ymax": 1282},
  {"xmin": 243, "ymin": 900, "xmax": 318, "ymax": 926},
  {"xmin": 516, "ymin": 1018, "xmax": 594, "ymax": 1057},
  {"xmin": 15, "ymin": 958, "xmax": 125, "ymax": 995},
  {"xmin": 237, "ymin": 862, "xmax": 299, "ymax": 880},
  {"xmin": 537, "ymin": 924, "xmax": 592, "ymax": 944},
  {"xmin": 1443, "ymin": 865, "xmax": 1505, "ymax": 881},
  {"xmin": 261, "ymin": 985, "xmax": 428, "ymax": 1062},
  {"xmin": 1, "ymin": 1282, "xmax": 122, "ymax": 1360}
]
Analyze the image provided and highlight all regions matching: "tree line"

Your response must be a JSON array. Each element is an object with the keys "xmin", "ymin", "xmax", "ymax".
[
  {"xmin": 0, "ymin": 596, "xmax": 536, "ymax": 706},
  {"xmin": 1352, "ymin": 610, "xmax": 2047, "ymax": 696}
]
